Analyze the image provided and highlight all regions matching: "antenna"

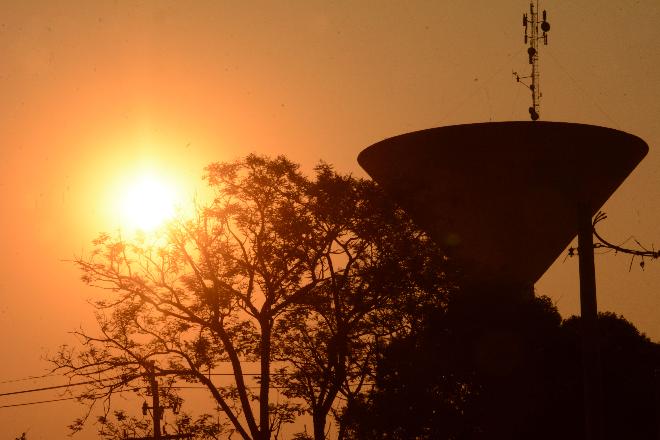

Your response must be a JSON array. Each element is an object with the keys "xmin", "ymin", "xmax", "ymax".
[{"xmin": 513, "ymin": 1, "xmax": 550, "ymax": 121}]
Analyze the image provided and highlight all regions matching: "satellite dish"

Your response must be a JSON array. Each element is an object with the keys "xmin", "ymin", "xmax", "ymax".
[{"xmin": 358, "ymin": 122, "xmax": 648, "ymax": 288}]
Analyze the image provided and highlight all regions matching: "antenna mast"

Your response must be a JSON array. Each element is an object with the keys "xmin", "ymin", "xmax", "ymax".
[{"xmin": 514, "ymin": 1, "xmax": 550, "ymax": 121}]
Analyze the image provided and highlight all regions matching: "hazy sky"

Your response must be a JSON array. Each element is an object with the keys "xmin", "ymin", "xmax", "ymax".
[{"xmin": 1, "ymin": 1, "xmax": 659, "ymax": 438}]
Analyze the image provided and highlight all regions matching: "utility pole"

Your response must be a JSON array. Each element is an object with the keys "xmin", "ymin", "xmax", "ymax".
[
  {"xmin": 514, "ymin": 0, "xmax": 550, "ymax": 120},
  {"xmin": 124, "ymin": 362, "xmax": 190, "ymax": 440},
  {"xmin": 147, "ymin": 362, "xmax": 163, "ymax": 440},
  {"xmin": 577, "ymin": 204, "xmax": 603, "ymax": 440},
  {"xmin": 148, "ymin": 362, "xmax": 162, "ymax": 440}
]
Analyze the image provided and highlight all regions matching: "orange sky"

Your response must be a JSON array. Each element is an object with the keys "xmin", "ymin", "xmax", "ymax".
[{"xmin": 1, "ymin": 1, "xmax": 659, "ymax": 438}]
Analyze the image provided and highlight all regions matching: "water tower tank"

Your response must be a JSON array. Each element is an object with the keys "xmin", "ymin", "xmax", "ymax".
[{"xmin": 358, "ymin": 121, "xmax": 648, "ymax": 288}]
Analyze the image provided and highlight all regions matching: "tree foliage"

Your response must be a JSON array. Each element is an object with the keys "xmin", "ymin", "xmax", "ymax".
[
  {"xmin": 51, "ymin": 154, "xmax": 451, "ymax": 440},
  {"xmin": 93, "ymin": 409, "xmax": 224, "ymax": 439},
  {"xmin": 271, "ymin": 164, "xmax": 452, "ymax": 439},
  {"xmin": 343, "ymin": 289, "xmax": 660, "ymax": 440}
]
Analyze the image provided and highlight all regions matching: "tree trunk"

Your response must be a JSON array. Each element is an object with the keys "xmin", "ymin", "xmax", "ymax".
[
  {"xmin": 313, "ymin": 410, "xmax": 326, "ymax": 440},
  {"xmin": 259, "ymin": 319, "xmax": 272, "ymax": 440}
]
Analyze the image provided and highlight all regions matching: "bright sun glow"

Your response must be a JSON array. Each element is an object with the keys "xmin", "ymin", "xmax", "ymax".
[{"xmin": 118, "ymin": 173, "xmax": 180, "ymax": 231}]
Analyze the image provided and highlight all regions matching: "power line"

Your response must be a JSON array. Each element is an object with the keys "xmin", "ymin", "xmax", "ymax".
[
  {"xmin": 0, "ymin": 368, "xmax": 292, "ymax": 384},
  {"xmin": 0, "ymin": 372, "xmax": 294, "ymax": 398},
  {"xmin": 0, "ymin": 373, "xmax": 62, "ymax": 385},
  {"xmin": 0, "ymin": 379, "xmax": 195, "ymax": 399},
  {"xmin": 0, "ymin": 380, "xmax": 96, "ymax": 397},
  {"xmin": 0, "ymin": 371, "xmax": 369, "ymax": 405},
  {"xmin": 0, "ymin": 382, "xmax": 377, "ymax": 411},
  {"xmin": 0, "ymin": 397, "xmax": 76, "ymax": 409}
]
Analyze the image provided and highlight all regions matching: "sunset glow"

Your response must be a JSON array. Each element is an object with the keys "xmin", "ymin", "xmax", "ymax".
[
  {"xmin": 117, "ymin": 172, "xmax": 180, "ymax": 231},
  {"xmin": 2, "ymin": 2, "xmax": 659, "ymax": 439}
]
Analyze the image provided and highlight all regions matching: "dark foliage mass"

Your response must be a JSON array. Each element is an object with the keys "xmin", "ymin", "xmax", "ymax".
[
  {"xmin": 51, "ymin": 153, "xmax": 659, "ymax": 440},
  {"xmin": 343, "ymin": 289, "xmax": 660, "ymax": 440},
  {"xmin": 52, "ymin": 154, "xmax": 452, "ymax": 440}
]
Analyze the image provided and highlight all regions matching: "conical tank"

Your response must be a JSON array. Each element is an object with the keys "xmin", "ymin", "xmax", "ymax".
[{"xmin": 358, "ymin": 121, "xmax": 648, "ymax": 288}]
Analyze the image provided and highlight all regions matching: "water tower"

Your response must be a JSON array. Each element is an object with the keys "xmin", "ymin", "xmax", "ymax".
[{"xmin": 357, "ymin": 3, "xmax": 649, "ymax": 440}]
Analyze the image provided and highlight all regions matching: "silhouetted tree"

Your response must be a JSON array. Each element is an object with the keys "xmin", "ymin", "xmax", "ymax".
[
  {"xmin": 94, "ymin": 409, "xmax": 224, "ymax": 439},
  {"xmin": 271, "ymin": 166, "xmax": 452, "ymax": 439},
  {"xmin": 51, "ymin": 155, "xmax": 452, "ymax": 440},
  {"xmin": 343, "ymin": 289, "xmax": 660, "ymax": 440},
  {"xmin": 562, "ymin": 312, "xmax": 660, "ymax": 440}
]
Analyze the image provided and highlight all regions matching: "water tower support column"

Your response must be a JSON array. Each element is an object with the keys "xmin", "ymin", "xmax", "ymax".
[{"xmin": 577, "ymin": 203, "xmax": 603, "ymax": 440}]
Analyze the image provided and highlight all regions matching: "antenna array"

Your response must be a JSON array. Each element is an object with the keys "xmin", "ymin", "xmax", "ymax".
[{"xmin": 513, "ymin": 1, "xmax": 550, "ymax": 121}]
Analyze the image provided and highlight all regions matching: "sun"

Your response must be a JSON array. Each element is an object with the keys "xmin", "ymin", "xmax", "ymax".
[{"xmin": 117, "ymin": 172, "xmax": 180, "ymax": 232}]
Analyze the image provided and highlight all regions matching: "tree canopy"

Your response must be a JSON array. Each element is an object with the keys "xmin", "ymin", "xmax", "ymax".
[
  {"xmin": 342, "ymin": 289, "xmax": 660, "ymax": 440},
  {"xmin": 52, "ymin": 154, "xmax": 452, "ymax": 440}
]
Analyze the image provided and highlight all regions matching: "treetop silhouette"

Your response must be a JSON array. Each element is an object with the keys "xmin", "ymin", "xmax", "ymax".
[{"xmin": 52, "ymin": 154, "xmax": 451, "ymax": 440}]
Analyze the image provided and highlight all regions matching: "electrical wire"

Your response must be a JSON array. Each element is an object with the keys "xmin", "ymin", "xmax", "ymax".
[
  {"xmin": 0, "ymin": 397, "xmax": 77, "ymax": 409},
  {"xmin": 0, "ymin": 380, "xmax": 97, "ymax": 397},
  {"xmin": 0, "ymin": 365, "xmax": 296, "ymax": 385},
  {"xmin": 0, "ymin": 373, "xmax": 273, "ymax": 398},
  {"xmin": 0, "ymin": 369, "xmax": 373, "ymax": 411},
  {"xmin": 0, "ymin": 373, "xmax": 62, "ymax": 385},
  {"xmin": 0, "ymin": 377, "xmax": 290, "ymax": 400},
  {"xmin": 0, "ymin": 380, "xmax": 377, "ymax": 411}
]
